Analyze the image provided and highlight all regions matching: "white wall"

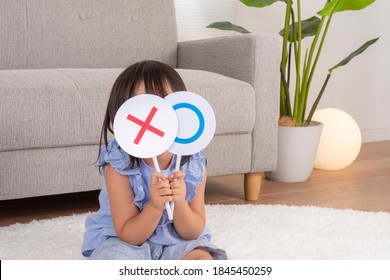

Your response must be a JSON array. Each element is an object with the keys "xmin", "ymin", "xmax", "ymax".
[
  {"xmin": 174, "ymin": 0, "xmax": 236, "ymax": 41},
  {"xmin": 175, "ymin": 0, "xmax": 390, "ymax": 143}
]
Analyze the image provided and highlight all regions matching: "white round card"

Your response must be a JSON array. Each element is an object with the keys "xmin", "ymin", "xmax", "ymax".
[
  {"xmin": 165, "ymin": 91, "xmax": 216, "ymax": 155},
  {"xmin": 113, "ymin": 94, "xmax": 178, "ymax": 158}
]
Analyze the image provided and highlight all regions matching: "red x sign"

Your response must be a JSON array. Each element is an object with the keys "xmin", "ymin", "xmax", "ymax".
[
  {"xmin": 127, "ymin": 107, "xmax": 165, "ymax": 145},
  {"xmin": 113, "ymin": 94, "xmax": 178, "ymax": 159}
]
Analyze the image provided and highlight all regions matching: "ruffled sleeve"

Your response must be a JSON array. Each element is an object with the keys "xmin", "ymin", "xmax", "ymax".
[
  {"xmin": 98, "ymin": 138, "xmax": 137, "ymax": 176},
  {"xmin": 183, "ymin": 151, "xmax": 206, "ymax": 203},
  {"xmin": 98, "ymin": 139, "xmax": 147, "ymax": 210}
]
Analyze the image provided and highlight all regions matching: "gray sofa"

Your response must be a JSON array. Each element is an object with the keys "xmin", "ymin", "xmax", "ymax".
[{"xmin": 0, "ymin": 0, "xmax": 280, "ymax": 201}]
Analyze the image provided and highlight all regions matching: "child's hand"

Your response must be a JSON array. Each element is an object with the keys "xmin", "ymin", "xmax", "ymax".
[
  {"xmin": 149, "ymin": 172, "xmax": 172, "ymax": 211},
  {"xmin": 168, "ymin": 171, "xmax": 186, "ymax": 207}
]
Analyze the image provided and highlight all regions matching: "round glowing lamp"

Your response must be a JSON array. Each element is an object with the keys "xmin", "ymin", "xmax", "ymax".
[{"xmin": 312, "ymin": 108, "xmax": 361, "ymax": 170}]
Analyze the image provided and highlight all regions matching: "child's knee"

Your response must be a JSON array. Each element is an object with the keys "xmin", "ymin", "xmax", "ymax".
[{"xmin": 183, "ymin": 247, "xmax": 213, "ymax": 260}]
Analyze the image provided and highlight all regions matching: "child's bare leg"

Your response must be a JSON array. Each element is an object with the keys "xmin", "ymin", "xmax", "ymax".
[{"xmin": 183, "ymin": 247, "xmax": 213, "ymax": 260}]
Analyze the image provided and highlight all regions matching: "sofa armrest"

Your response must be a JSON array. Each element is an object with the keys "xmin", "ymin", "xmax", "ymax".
[{"xmin": 177, "ymin": 34, "xmax": 281, "ymax": 172}]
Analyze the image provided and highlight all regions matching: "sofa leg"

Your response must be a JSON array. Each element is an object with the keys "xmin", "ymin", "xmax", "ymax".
[{"xmin": 244, "ymin": 172, "xmax": 262, "ymax": 201}]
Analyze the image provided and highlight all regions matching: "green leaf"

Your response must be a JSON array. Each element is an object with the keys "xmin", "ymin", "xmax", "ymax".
[
  {"xmin": 279, "ymin": 16, "xmax": 321, "ymax": 42},
  {"xmin": 206, "ymin": 21, "xmax": 251, "ymax": 34},
  {"xmin": 240, "ymin": 0, "xmax": 287, "ymax": 8},
  {"xmin": 329, "ymin": 37, "xmax": 379, "ymax": 73},
  {"xmin": 318, "ymin": 0, "xmax": 376, "ymax": 16}
]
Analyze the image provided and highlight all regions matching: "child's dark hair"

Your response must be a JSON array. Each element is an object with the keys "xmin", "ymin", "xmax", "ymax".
[{"xmin": 99, "ymin": 60, "xmax": 188, "ymax": 168}]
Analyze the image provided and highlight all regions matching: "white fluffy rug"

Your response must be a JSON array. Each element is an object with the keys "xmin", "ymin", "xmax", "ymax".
[{"xmin": 1, "ymin": 204, "xmax": 390, "ymax": 260}]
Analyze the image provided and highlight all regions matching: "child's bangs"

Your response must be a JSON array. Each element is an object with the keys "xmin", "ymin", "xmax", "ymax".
[{"xmin": 143, "ymin": 77, "xmax": 170, "ymax": 97}]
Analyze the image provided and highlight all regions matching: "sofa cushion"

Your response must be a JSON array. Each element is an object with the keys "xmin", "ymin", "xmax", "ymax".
[
  {"xmin": 0, "ymin": 69, "xmax": 255, "ymax": 152},
  {"xmin": 177, "ymin": 69, "xmax": 255, "ymax": 136}
]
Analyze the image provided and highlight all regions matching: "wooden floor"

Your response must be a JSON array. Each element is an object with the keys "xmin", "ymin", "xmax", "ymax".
[{"xmin": 0, "ymin": 141, "xmax": 389, "ymax": 227}]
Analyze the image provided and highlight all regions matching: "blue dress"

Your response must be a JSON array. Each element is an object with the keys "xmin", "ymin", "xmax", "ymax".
[{"xmin": 81, "ymin": 139, "xmax": 213, "ymax": 257}]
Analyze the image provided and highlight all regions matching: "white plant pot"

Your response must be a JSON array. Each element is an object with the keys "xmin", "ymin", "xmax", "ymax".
[{"xmin": 265, "ymin": 121, "xmax": 323, "ymax": 182}]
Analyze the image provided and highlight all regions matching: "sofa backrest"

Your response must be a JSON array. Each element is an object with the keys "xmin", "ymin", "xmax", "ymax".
[{"xmin": 0, "ymin": 0, "xmax": 178, "ymax": 70}]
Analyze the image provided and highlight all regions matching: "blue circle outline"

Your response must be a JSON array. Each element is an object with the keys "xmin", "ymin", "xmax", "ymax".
[{"xmin": 173, "ymin": 102, "xmax": 204, "ymax": 144}]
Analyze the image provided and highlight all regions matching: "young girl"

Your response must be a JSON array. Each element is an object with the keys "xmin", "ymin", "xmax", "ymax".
[{"xmin": 82, "ymin": 60, "xmax": 227, "ymax": 260}]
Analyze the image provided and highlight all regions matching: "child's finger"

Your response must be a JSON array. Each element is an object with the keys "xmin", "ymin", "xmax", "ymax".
[
  {"xmin": 151, "ymin": 171, "xmax": 166, "ymax": 184},
  {"xmin": 169, "ymin": 170, "xmax": 185, "ymax": 181},
  {"xmin": 169, "ymin": 180, "xmax": 182, "ymax": 190},
  {"xmin": 156, "ymin": 178, "xmax": 171, "ymax": 189},
  {"xmin": 156, "ymin": 184, "xmax": 172, "ymax": 195}
]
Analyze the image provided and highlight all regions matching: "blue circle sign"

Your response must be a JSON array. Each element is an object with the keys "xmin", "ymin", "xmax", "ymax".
[
  {"xmin": 165, "ymin": 91, "xmax": 216, "ymax": 156},
  {"xmin": 173, "ymin": 102, "xmax": 205, "ymax": 144}
]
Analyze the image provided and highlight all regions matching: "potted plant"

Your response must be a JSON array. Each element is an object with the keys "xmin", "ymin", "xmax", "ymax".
[{"xmin": 208, "ymin": 0, "xmax": 378, "ymax": 182}]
